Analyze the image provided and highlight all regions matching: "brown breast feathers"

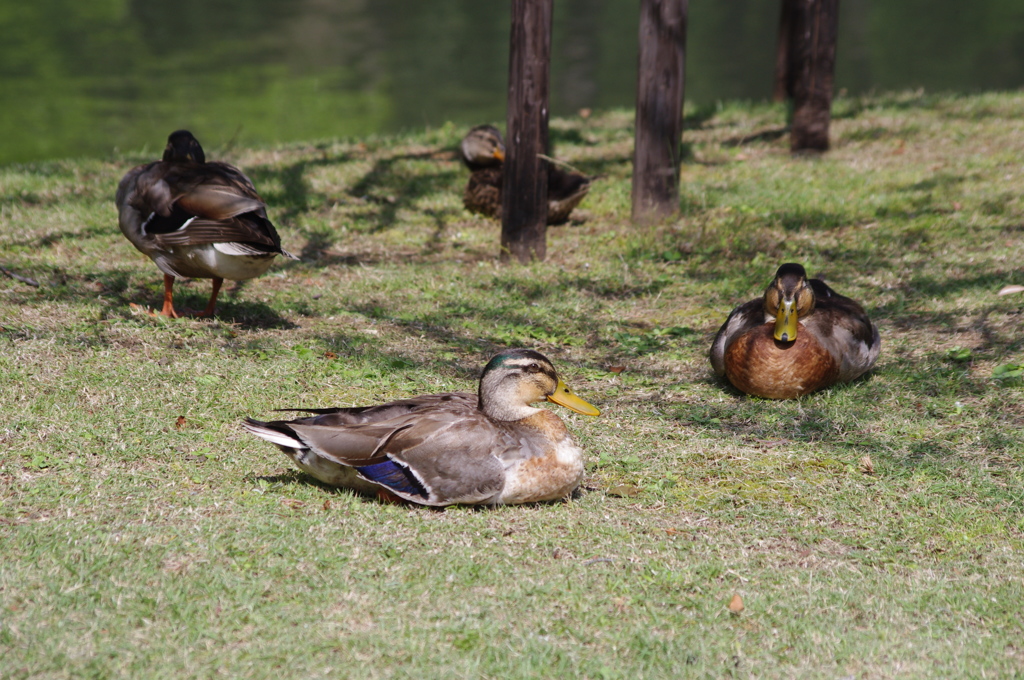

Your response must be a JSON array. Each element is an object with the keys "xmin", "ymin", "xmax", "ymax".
[{"xmin": 724, "ymin": 322, "xmax": 840, "ymax": 399}]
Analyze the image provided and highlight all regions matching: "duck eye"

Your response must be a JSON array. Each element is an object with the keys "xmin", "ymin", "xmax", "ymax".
[{"xmin": 525, "ymin": 362, "xmax": 540, "ymax": 373}]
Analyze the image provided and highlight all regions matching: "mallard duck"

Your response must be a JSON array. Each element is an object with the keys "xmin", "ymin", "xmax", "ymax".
[
  {"xmin": 243, "ymin": 348, "xmax": 600, "ymax": 506},
  {"xmin": 710, "ymin": 263, "xmax": 881, "ymax": 399},
  {"xmin": 460, "ymin": 125, "xmax": 592, "ymax": 225},
  {"xmin": 115, "ymin": 130, "xmax": 296, "ymax": 318}
]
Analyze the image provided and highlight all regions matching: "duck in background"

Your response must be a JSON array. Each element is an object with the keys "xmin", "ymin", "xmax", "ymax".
[
  {"xmin": 710, "ymin": 263, "xmax": 881, "ymax": 399},
  {"xmin": 115, "ymin": 130, "xmax": 296, "ymax": 318},
  {"xmin": 243, "ymin": 348, "xmax": 600, "ymax": 506},
  {"xmin": 459, "ymin": 124, "xmax": 592, "ymax": 225}
]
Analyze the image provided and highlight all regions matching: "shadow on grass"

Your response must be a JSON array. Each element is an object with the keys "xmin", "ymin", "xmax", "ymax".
[
  {"xmin": 337, "ymin": 151, "xmax": 458, "ymax": 232},
  {"xmin": 245, "ymin": 149, "xmax": 358, "ymax": 224},
  {"xmin": 831, "ymin": 91, "xmax": 941, "ymax": 120},
  {"xmin": 683, "ymin": 103, "xmax": 726, "ymax": 131},
  {"xmin": 721, "ymin": 127, "xmax": 789, "ymax": 148},
  {"xmin": 249, "ymin": 470, "xmax": 355, "ymax": 493},
  {"xmin": 334, "ymin": 269, "xmax": 676, "ymax": 353},
  {"xmin": 247, "ymin": 146, "xmax": 472, "ymax": 262},
  {"xmin": 246, "ymin": 470, "xmax": 412, "ymax": 506},
  {"xmin": 667, "ymin": 375, "xmax": 1022, "ymax": 487},
  {"xmin": 8, "ymin": 267, "xmax": 297, "ymax": 331},
  {"xmin": 2, "ymin": 223, "xmax": 114, "ymax": 250}
]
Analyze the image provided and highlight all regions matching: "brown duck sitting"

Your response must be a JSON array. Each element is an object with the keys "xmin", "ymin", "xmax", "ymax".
[
  {"xmin": 243, "ymin": 348, "xmax": 600, "ymax": 506},
  {"xmin": 710, "ymin": 263, "xmax": 881, "ymax": 399},
  {"xmin": 115, "ymin": 130, "xmax": 296, "ymax": 318},
  {"xmin": 459, "ymin": 124, "xmax": 592, "ymax": 225}
]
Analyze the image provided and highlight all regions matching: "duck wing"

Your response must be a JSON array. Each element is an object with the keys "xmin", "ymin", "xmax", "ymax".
[
  {"xmin": 807, "ymin": 279, "xmax": 876, "ymax": 344},
  {"xmin": 805, "ymin": 278, "xmax": 881, "ymax": 380},
  {"xmin": 277, "ymin": 392, "xmax": 479, "ymax": 423},
  {"xmin": 131, "ymin": 162, "xmax": 289, "ymax": 254},
  {"xmin": 360, "ymin": 409, "xmax": 510, "ymax": 505},
  {"xmin": 547, "ymin": 166, "xmax": 591, "ymax": 198},
  {"xmin": 246, "ymin": 392, "xmax": 507, "ymax": 505},
  {"xmin": 545, "ymin": 165, "xmax": 591, "ymax": 224},
  {"xmin": 710, "ymin": 298, "xmax": 769, "ymax": 376}
]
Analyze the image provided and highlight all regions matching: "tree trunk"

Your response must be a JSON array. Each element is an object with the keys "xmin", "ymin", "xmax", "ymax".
[
  {"xmin": 773, "ymin": 0, "xmax": 796, "ymax": 102},
  {"xmin": 502, "ymin": 0, "xmax": 553, "ymax": 263},
  {"xmin": 787, "ymin": 0, "xmax": 840, "ymax": 152},
  {"xmin": 632, "ymin": 0, "xmax": 688, "ymax": 223}
]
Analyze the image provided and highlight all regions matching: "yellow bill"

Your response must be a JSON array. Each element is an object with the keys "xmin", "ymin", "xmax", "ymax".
[
  {"xmin": 774, "ymin": 298, "xmax": 799, "ymax": 342},
  {"xmin": 547, "ymin": 379, "xmax": 600, "ymax": 416}
]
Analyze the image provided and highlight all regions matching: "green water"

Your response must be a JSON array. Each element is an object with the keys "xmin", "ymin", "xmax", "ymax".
[{"xmin": 1, "ymin": 0, "xmax": 1022, "ymax": 165}]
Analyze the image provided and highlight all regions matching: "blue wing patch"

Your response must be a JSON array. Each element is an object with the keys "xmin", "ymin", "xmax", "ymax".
[{"xmin": 356, "ymin": 460, "xmax": 428, "ymax": 499}]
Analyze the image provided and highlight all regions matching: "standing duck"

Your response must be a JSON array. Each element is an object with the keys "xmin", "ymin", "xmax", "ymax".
[
  {"xmin": 459, "ymin": 125, "xmax": 592, "ymax": 225},
  {"xmin": 115, "ymin": 130, "xmax": 296, "ymax": 318},
  {"xmin": 710, "ymin": 263, "xmax": 881, "ymax": 399},
  {"xmin": 243, "ymin": 348, "xmax": 600, "ymax": 506}
]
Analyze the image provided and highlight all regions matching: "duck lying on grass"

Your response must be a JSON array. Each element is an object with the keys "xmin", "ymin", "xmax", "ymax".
[
  {"xmin": 243, "ymin": 349, "xmax": 600, "ymax": 506},
  {"xmin": 115, "ymin": 130, "xmax": 295, "ymax": 318},
  {"xmin": 710, "ymin": 263, "xmax": 881, "ymax": 399},
  {"xmin": 460, "ymin": 124, "xmax": 592, "ymax": 225}
]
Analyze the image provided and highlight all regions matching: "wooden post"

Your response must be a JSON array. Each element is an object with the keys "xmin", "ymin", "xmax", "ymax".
[
  {"xmin": 772, "ymin": 0, "xmax": 796, "ymax": 102},
  {"xmin": 786, "ymin": 0, "xmax": 840, "ymax": 152},
  {"xmin": 502, "ymin": 0, "xmax": 552, "ymax": 263},
  {"xmin": 632, "ymin": 0, "xmax": 688, "ymax": 223}
]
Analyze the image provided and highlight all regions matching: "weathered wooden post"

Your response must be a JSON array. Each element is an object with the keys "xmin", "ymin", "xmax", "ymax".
[
  {"xmin": 502, "ymin": 0, "xmax": 553, "ymax": 263},
  {"xmin": 777, "ymin": 0, "xmax": 840, "ymax": 151},
  {"xmin": 772, "ymin": 0, "xmax": 796, "ymax": 102},
  {"xmin": 632, "ymin": 0, "xmax": 688, "ymax": 223}
]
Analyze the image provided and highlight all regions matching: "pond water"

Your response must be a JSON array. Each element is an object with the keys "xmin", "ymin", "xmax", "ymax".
[{"xmin": 2, "ymin": 0, "xmax": 1023, "ymax": 165}]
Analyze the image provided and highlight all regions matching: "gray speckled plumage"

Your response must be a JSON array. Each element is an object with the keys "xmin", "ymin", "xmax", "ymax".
[{"xmin": 243, "ymin": 349, "xmax": 601, "ymax": 506}]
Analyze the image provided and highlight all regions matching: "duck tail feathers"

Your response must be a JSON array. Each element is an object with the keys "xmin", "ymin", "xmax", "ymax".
[{"xmin": 242, "ymin": 418, "xmax": 304, "ymax": 449}]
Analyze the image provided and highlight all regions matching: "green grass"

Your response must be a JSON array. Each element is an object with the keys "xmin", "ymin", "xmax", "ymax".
[{"xmin": 2, "ymin": 90, "xmax": 1024, "ymax": 678}]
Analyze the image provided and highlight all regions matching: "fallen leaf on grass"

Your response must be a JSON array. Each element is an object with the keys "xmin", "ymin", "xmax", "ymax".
[
  {"xmin": 728, "ymin": 594, "xmax": 744, "ymax": 615},
  {"xmin": 608, "ymin": 365, "xmax": 626, "ymax": 374},
  {"xmin": 322, "ymin": 499, "xmax": 332, "ymax": 511},
  {"xmin": 281, "ymin": 499, "xmax": 306, "ymax": 510},
  {"xmin": 998, "ymin": 285, "xmax": 1024, "ymax": 296},
  {"xmin": 859, "ymin": 455, "xmax": 875, "ymax": 475},
  {"xmin": 175, "ymin": 415, "xmax": 187, "ymax": 430}
]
